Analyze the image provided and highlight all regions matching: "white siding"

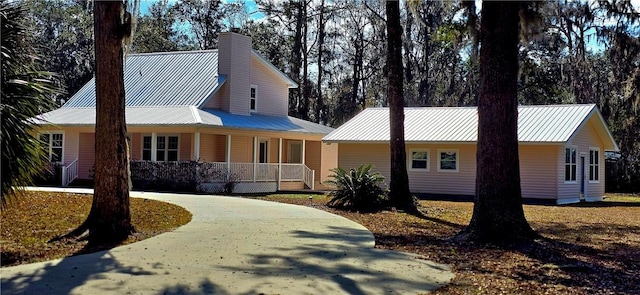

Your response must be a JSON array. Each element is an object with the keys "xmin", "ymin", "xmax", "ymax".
[
  {"xmin": 565, "ymin": 117, "xmax": 606, "ymax": 199},
  {"xmin": 519, "ymin": 145, "xmax": 559, "ymax": 200}
]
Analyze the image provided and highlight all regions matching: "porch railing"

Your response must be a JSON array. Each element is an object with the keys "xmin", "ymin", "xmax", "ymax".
[
  {"xmin": 303, "ymin": 165, "xmax": 315, "ymax": 190},
  {"xmin": 61, "ymin": 159, "xmax": 78, "ymax": 187},
  {"xmin": 130, "ymin": 161, "xmax": 315, "ymax": 191}
]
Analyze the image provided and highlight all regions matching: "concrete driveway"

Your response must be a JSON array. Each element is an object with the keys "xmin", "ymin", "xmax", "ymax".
[{"xmin": 1, "ymin": 190, "xmax": 453, "ymax": 294}]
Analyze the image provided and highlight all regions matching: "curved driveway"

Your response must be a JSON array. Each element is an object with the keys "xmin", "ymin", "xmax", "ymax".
[{"xmin": 1, "ymin": 190, "xmax": 453, "ymax": 294}]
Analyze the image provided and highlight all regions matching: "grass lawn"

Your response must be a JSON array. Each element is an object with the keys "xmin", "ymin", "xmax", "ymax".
[
  {"xmin": 257, "ymin": 193, "xmax": 640, "ymax": 295},
  {"xmin": 0, "ymin": 191, "xmax": 191, "ymax": 266}
]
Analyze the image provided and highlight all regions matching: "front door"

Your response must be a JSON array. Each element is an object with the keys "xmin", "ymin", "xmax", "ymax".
[
  {"xmin": 258, "ymin": 139, "xmax": 269, "ymax": 163},
  {"xmin": 288, "ymin": 141, "xmax": 302, "ymax": 163}
]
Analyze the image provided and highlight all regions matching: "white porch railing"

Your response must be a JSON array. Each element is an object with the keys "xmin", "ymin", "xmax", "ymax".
[
  {"xmin": 303, "ymin": 165, "xmax": 315, "ymax": 190},
  {"xmin": 130, "ymin": 161, "xmax": 316, "ymax": 191},
  {"xmin": 61, "ymin": 159, "xmax": 78, "ymax": 187},
  {"xmin": 204, "ymin": 162, "xmax": 312, "ymax": 185}
]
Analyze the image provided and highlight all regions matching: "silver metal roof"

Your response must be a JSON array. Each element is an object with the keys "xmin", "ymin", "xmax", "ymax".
[
  {"xmin": 323, "ymin": 104, "xmax": 618, "ymax": 150},
  {"xmin": 35, "ymin": 106, "xmax": 334, "ymax": 135},
  {"xmin": 63, "ymin": 50, "xmax": 222, "ymax": 108}
]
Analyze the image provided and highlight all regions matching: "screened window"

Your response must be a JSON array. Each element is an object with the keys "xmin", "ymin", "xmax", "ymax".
[
  {"xmin": 438, "ymin": 150, "xmax": 458, "ymax": 172},
  {"xmin": 410, "ymin": 150, "xmax": 429, "ymax": 170},
  {"xmin": 40, "ymin": 133, "xmax": 63, "ymax": 163},
  {"xmin": 142, "ymin": 135, "xmax": 178, "ymax": 161},
  {"xmin": 250, "ymin": 85, "xmax": 257, "ymax": 112},
  {"xmin": 565, "ymin": 147, "xmax": 577, "ymax": 182},
  {"xmin": 589, "ymin": 148, "xmax": 599, "ymax": 182}
]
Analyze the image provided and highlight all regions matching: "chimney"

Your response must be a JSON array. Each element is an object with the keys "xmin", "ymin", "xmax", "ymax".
[{"xmin": 218, "ymin": 32, "xmax": 252, "ymax": 115}]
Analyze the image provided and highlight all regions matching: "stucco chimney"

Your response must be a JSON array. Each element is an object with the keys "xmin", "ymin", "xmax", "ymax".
[{"xmin": 218, "ymin": 32, "xmax": 252, "ymax": 115}]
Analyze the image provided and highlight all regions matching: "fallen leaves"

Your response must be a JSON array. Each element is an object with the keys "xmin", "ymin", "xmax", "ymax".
[
  {"xmin": 0, "ymin": 191, "xmax": 191, "ymax": 266},
  {"xmin": 260, "ymin": 194, "xmax": 640, "ymax": 295}
]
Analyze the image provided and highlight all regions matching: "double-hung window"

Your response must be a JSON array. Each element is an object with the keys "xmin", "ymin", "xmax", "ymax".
[
  {"xmin": 250, "ymin": 85, "xmax": 258, "ymax": 112},
  {"xmin": 40, "ymin": 132, "xmax": 63, "ymax": 163},
  {"xmin": 409, "ymin": 149, "xmax": 429, "ymax": 170},
  {"xmin": 437, "ymin": 149, "xmax": 458, "ymax": 172},
  {"xmin": 589, "ymin": 148, "xmax": 599, "ymax": 182},
  {"xmin": 565, "ymin": 147, "xmax": 577, "ymax": 182},
  {"xmin": 142, "ymin": 135, "xmax": 179, "ymax": 161}
]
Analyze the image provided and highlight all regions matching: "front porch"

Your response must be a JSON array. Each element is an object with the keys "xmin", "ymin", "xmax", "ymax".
[{"xmin": 54, "ymin": 127, "xmax": 338, "ymax": 193}]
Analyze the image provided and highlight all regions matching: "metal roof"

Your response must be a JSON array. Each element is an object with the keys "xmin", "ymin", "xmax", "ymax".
[
  {"xmin": 323, "ymin": 104, "xmax": 618, "ymax": 150},
  {"xmin": 35, "ymin": 106, "xmax": 334, "ymax": 135},
  {"xmin": 63, "ymin": 50, "xmax": 222, "ymax": 108}
]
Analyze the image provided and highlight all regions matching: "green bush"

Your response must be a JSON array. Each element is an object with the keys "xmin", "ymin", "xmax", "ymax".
[{"xmin": 326, "ymin": 164, "xmax": 387, "ymax": 212}]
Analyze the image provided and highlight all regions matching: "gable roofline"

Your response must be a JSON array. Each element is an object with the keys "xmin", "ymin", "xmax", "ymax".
[
  {"xmin": 197, "ymin": 74, "xmax": 227, "ymax": 109},
  {"xmin": 566, "ymin": 104, "xmax": 619, "ymax": 151},
  {"xmin": 252, "ymin": 50, "xmax": 298, "ymax": 88},
  {"xmin": 323, "ymin": 104, "xmax": 619, "ymax": 151}
]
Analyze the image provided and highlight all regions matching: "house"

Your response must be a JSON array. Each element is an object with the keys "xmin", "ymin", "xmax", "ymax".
[
  {"xmin": 322, "ymin": 104, "xmax": 619, "ymax": 204},
  {"xmin": 34, "ymin": 32, "xmax": 337, "ymax": 193}
]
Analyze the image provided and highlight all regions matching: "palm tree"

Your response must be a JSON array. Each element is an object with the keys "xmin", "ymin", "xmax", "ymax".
[{"xmin": 1, "ymin": 0, "xmax": 60, "ymax": 207}]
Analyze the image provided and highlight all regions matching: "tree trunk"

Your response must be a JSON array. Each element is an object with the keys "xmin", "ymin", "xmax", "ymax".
[
  {"xmin": 386, "ymin": 0, "xmax": 414, "ymax": 211},
  {"xmin": 458, "ymin": 1, "xmax": 535, "ymax": 243},
  {"xmin": 315, "ymin": 0, "xmax": 326, "ymax": 124},
  {"xmin": 88, "ymin": 1, "xmax": 134, "ymax": 242}
]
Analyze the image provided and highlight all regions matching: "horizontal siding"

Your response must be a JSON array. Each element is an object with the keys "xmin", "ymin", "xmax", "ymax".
[
  {"xmin": 570, "ymin": 117, "xmax": 606, "ymax": 198},
  {"xmin": 199, "ymin": 133, "xmax": 215, "ymax": 162},
  {"xmin": 405, "ymin": 144, "xmax": 476, "ymax": 196},
  {"xmin": 130, "ymin": 133, "xmax": 141, "ymax": 160},
  {"xmin": 78, "ymin": 133, "xmax": 95, "ymax": 179},
  {"xmin": 320, "ymin": 143, "xmax": 339, "ymax": 183},
  {"xmin": 338, "ymin": 143, "xmax": 391, "ymax": 187},
  {"xmin": 519, "ymin": 145, "xmax": 558, "ymax": 199},
  {"xmin": 64, "ymin": 131, "xmax": 79, "ymax": 165},
  {"xmin": 251, "ymin": 56, "xmax": 288, "ymax": 116},
  {"xmin": 231, "ymin": 135, "xmax": 251, "ymax": 162},
  {"xmin": 180, "ymin": 133, "xmax": 192, "ymax": 161},
  {"xmin": 338, "ymin": 143, "xmax": 477, "ymax": 195},
  {"xmin": 305, "ymin": 141, "xmax": 321, "ymax": 180}
]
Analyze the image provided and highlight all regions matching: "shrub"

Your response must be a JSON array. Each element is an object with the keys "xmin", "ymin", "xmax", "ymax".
[{"xmin": 326, "ymin": 164, "xmax": 387, "ymax": 212}]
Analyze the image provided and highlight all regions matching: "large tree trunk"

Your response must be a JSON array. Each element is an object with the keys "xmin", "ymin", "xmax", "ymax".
[
  {"xmin": 386, "ymin": 0, "xmax": 414, "ymax": 212},
  {"xmin": 458, "ymin": 1, "xmax": 535, "ymax": 243},
  {"xmin": 87, "ymin": 1, "xmax": 134, "ymax": 242}
]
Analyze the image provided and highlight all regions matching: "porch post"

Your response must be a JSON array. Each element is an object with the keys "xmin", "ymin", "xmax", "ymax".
[
  {"xmin": 278, "ymin": 138, "xmax": 282, "ymax": 190},
  {"xmin": 226, "ymin": 134, "xmax": 231, "ymax": 180},
  {"xmin": 151, "ymin": 132, "xmax": 157, "ymax": 161},
  {"xmin": 301, "ymin": 139, "xmax": 306, "ymax": 165},
  {"xmin": 193, "ymin": 132, "xmax": 200, "ymax": 161},
  {"xmin": 253, "ymin": 136, "xmax": 258, "ymax": 182}
]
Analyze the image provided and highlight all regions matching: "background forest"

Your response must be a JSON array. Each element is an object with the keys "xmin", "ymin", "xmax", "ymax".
[{"xmin": 23, "ymin": 0, "xmax": 639, "ymax": 192}]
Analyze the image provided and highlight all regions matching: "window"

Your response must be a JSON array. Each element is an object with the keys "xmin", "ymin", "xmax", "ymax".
[
  {"xmin": 40, "ymin": 132, "xmax": 63, "ymax": 163},
  {"xmin": 438, "ymin": 149, "xmax": 458, "ymax": 172},
  {"xmin": 565, "ymin": 147, "xmax": 577, "ymax": 182},
  {"xmin": 142, "ymin": 135, "xmax": 178, "ymax": 161},
  {"xmin": 250, "ymin": 85, "xmax": 257, "ymax": 112},
  {"xmin": 589, "ymin": 148, "xmax": 599, "ymax": 182},
  {"xmin": 409, "ymin": 149, "xmax": 429, "ymax": 170},
  {"xmin": 288, "ymin": 141, "xmax": 302, "ymax": 163}
]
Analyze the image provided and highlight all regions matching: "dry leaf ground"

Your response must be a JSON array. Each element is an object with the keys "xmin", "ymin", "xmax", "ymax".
[
  {"xmin": 0, "ymin": 191, "xmax": 191, "ymax": 266},
  {"xmin": 2, "ymin": 191, "xmax": 638, "ymax": 294},
  {"xmin": 257, "ymin": 193, "xmax": 640, "ymax": 295}
]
